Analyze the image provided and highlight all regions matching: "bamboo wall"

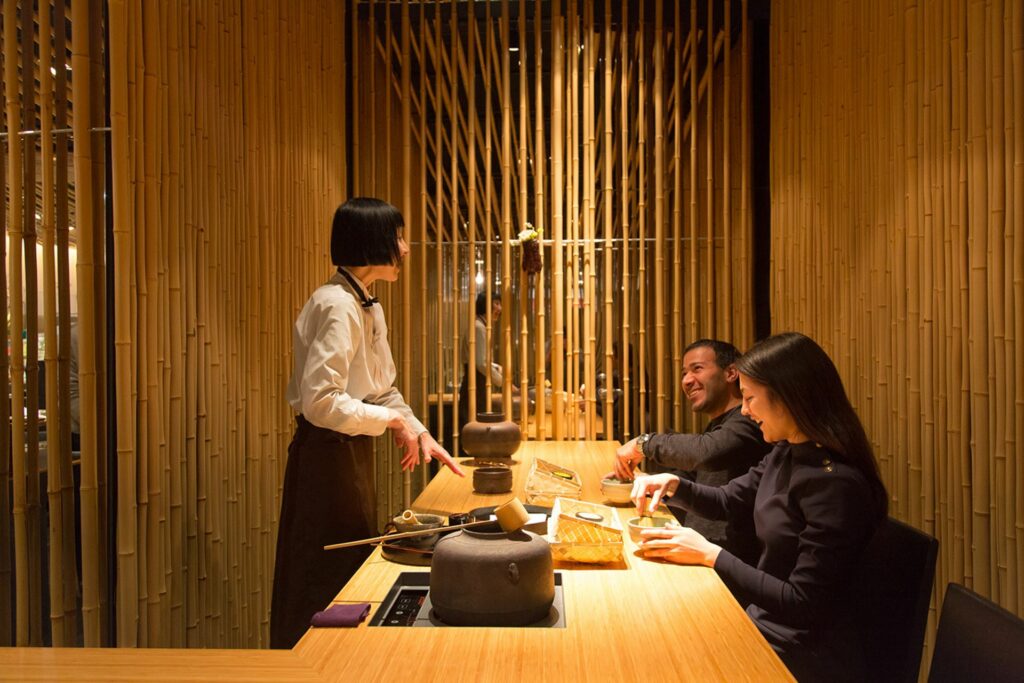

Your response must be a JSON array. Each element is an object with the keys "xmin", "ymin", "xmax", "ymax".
[
  {"xmin": 3, "ymin": 0, "xmax": 346, "ymax": 648},
  {"xmin": 106, "ymin": 0, "xmax": 347, "ymax": 648},
  {"xmin": 770, "ymin": 0, "xmax": 1024, "ymax": 667}
]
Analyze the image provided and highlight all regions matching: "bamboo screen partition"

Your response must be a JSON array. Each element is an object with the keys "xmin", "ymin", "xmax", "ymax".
[
  {"xmin": 1, "ymin": 0, "xmax": 104, "ymax": 647},
  {"xmin": 351, "ymin": 0, "xmax": 758, "ymax": 528},
  {"xmin": 770, "ymin": 0, "xmax": 1024, "ymax": 665}
]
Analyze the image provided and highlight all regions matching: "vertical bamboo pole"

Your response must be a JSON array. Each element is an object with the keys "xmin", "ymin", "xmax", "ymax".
[
  {"xmin": 723, "ymin": 0, "xmax": 733, "ymax": 341},
  {"xmin": 352, "ymin": 0, "xmax": 361, "ymax": 195},
  {"xmin": 401, "ymin": 0, "xmax": 412, "ymax": 506},
  {"xmin": 653, "ymin": 0, "xmax": 665, "ymax": 432},
  {"xmin": 434, "ymin": 0, "xmax": 446, "ymax": 454},
  {"xmin": 739, "ymin": 0, "xmax": 750, "ymax": 347},
  {"xmin": 381, "ymin": 0, "xmax": 396, "ymax": 520},
  {"xmin": 602, "ymin": 0, "xmax": 614, "ymax": 439},
  {"xmin": 0, "ymin": 147, "xmax": 7, "ymax": 647},
  {"xmin": 551, "ymin": 0, "xmax": 565, "ymax": 439},
  {"xmin": 688, "ymin": 1, "xmax": 698, "ymax": 343},
  {"xmin": 582, "ymin": 0, "xmax": 596, "ymax": 439},
  {"xmin": 566, "ymin": 0, "xmax": 578, "ymax": 440},
  {"xmin": 39, "ymin": 0, "xmax": 68, "ymax": 645},
  {"xmin": 533, "ymin": 0, "xmax": 547, "ymax": 440},
  {"xmin": 369, "ymin": 0, "xmax": 378, "ymax": 196},
  {"xmin": 5, "ymin": 0, "xmax": 29, "ymax": 647},
  {"xmin": 142, "ymin": 0, "xmax": 164, "ymax": 645},
  {"xmin": 671, "ymin": 2, "xmax": 683, "ymax": 430},
  {"xmin": 966, "ymin": 0, "xmax": 991, "ymax": 596},
  {"xmin": 419, "ymin": 0, "xmax": 430, "ymax": 489},
  {"xmin": 637, "ymin": 0, "xmax": 648, "ymax": 434},
  {"xmin": 501, "ymin": 0, "xmax": 514, "ymax": 420},
  {"xmin": 1011, "ymin": 0, "xmax": 1024, "ymax": 617},
  {"xmin": 0, "ymin": 8, "xmax": 11, "ymax": 648},
  {"xmin": 486, "ymin": 0, "xmax": 498, "ymax": 418},
  {"xmin": 469, "ymin": 0, "xmax": 480, "ymax": 418},
  {"xmin": 88, "ymin": 0, "xmax": 109, "ymax": 638},
  {"xmin": 19, "ymin": 0, "xmax": 42, "ymax": 645},
  {"xmin": 71, "ymin": 0, "xmax": 102, "ymax": 646},
  {"xmin": 705, "ymin": 0, "xmax": 715, "ymax": 333},
  {"xmin": 53, "ymin": 0, "xmax": 77, "ymax": 644},
  {"xmin": 619, "ymin": 0, "xmax": 631, "ymax": 442},
  {"xmin": 518, "ymin": 0, "xmax": 530, "ymax": 437},
  {"xmin": 165, "ymin": 0, "xmax": 185, "ymax": 645},
  {"xmin": 450, "ymin": 0, "xmax": 462, "ymax": 453}
]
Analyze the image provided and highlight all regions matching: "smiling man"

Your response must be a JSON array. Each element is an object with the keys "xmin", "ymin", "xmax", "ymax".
[{"xmin": 610, "ymin": 339, "xmax": 770, "ymax": 563}]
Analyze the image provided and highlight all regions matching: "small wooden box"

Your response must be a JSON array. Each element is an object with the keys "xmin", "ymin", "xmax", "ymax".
[
  {"xmin": 524, "ymin": 458, "xmax": 583, "ymax": 507},
  {"xmin": 547, "ymin": 497, "xmax": 624, "ymax": 564}
]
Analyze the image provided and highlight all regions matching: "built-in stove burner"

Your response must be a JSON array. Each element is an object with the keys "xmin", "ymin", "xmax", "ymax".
[{"xmin": 369, "ymin": 572, "xmax": 566, "ymax": 628}]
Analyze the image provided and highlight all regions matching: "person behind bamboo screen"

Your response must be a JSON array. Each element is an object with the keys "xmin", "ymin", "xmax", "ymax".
[
  {"xmin": 271, "ymin": 198, "xmax": 464, "ymax": 648},
  {"xmin": 608, "ymin": 339, "xmax": 770, "ymax": 564},
  {"xmin": 631, "ymin": 333, "xmax": 887, "ymax": 682},
  {"xmin": 457, "ymin": 292, "xmax": 518, "ymax": 429}
]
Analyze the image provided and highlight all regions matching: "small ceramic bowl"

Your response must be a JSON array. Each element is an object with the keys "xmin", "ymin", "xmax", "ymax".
[
  {"xmin": 626, "ymin": 516, "xmax": 680, "ymax": 544},
  {"xmin": 473, "ymin": 465, "xmax": 514, "ymax": 494},
  {"xmin": 600, "ymin": 477, "xmax": 634, "ymax": 505},
  {"xmin": 392, "ymin": 512, "xmax": 446, "ymax": 548}
]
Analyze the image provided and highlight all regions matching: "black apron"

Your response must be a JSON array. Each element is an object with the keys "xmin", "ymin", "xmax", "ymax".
[{"xmin": 269, "ymin": 415, "xmax": 375, "ymax": 648}]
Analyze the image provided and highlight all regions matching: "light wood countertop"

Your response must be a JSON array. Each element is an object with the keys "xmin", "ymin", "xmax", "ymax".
[{"xmin": 0, "ymin": 441, "xmax": 793, "ymax": 682}]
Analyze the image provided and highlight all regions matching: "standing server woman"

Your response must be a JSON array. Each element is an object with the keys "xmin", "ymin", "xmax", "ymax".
[{"xmin": 270, "ymin": 198, "xmax": 464, "ymax": 648}]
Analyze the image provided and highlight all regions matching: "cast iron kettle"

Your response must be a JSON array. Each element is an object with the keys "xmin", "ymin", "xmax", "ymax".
[{"xmin": 429, "ymin": 527, "xmax": 554, "ymax": 626}]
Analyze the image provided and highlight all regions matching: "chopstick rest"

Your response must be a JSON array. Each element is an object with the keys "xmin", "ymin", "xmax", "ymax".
[{"xmin": 310, "ymin": 603, "xmax": 371, "ymax": 628}]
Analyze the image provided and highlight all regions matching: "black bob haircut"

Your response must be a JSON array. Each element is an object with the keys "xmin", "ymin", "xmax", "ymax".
[
  {"xmin": 735, "ymin": 332, "xmax": 887, "ymax": 518},
  {"xmin": 475, "ymin": 291, "xmax": 500, "ymax": 316},
  {"xmin": 683, "ymin": 338, "xmax": 741, "ymax": 370},
  {"xmin": 330, "ymin": 197, "xmax": 404, "ymax": 267}
]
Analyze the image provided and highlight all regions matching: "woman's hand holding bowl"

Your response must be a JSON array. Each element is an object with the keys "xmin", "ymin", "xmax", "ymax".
[{"xmin": 639, "ymin": 526, "xmax": 722, "ymax": 567}]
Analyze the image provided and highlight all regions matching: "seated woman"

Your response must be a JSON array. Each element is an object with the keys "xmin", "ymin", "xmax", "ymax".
[{"xmin": 631, "ymin": 332, "xmax": 887, "ymax": 682}]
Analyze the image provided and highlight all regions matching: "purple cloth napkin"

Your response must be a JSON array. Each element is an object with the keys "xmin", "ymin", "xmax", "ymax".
[{"xmin": 310, "ymin": 602, "xmax": 371, "ymax": 628}]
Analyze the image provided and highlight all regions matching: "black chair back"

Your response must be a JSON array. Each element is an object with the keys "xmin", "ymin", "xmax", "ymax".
[
  {"xmin": 928, "ymin": 582, "xmax": 1024, "ymax": 683},
  {"xmin": 850, "ymin": 517, "xmax": 938, "ymax": 683}
]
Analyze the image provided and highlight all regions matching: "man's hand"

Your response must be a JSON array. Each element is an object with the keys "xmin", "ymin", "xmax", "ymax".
[{"xmin": 612, "ymin": 438, "xmax": 643, "ymax": 480}]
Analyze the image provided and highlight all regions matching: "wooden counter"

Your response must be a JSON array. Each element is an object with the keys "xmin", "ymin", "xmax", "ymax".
[
  {"xmin": 0, "ymin": 441, "xmax": 793, "ymax": 682},
  {"xmin": 295, "ymin": 441, "xmax": 792, "ymax": 682}
]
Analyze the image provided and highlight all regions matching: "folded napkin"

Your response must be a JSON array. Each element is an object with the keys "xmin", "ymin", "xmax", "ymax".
[{"xmin": 310, "ymin": 602, "xmax": 371, "ymax": 628}]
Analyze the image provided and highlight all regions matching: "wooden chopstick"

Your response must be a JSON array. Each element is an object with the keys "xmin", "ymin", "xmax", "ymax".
[{"xmin": 323, "ymin": 518, "xmax": 495, "ymax": 551}]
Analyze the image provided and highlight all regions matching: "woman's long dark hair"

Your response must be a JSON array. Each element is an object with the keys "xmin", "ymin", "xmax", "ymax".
[{"xmin": 737, "ymin": 332, "xmax": 887, "ymax": 515}]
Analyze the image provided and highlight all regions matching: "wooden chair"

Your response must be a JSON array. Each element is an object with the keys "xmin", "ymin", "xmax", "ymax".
[
  {"xmin": 928, "ymin": 582, "xmax": 1024, "ymax": 683},
  {"xmin": 849, "ymin": 517, "xmax": 938, "ymax": 683}
]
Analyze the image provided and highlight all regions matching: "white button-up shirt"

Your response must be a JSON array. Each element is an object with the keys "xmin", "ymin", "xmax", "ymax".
[{"xmin": 285, "ymin": 268, "xmax": 426, "ymax": 437}]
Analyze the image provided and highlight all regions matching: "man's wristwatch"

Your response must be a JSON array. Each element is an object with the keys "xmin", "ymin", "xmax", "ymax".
[{"xmin": 635, "ymin": 432, "xmax": 652, "ymax": 459}]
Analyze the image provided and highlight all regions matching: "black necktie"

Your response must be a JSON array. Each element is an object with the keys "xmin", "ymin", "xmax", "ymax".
[{"xmin": 338, "ymin": 268, "xmax": 378, "ymax": 308}]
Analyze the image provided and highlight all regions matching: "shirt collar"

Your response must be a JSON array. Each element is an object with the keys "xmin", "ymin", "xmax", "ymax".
[{"xmin": 337, "ymin": 267, "xmax": 379, "ymax": 308}]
